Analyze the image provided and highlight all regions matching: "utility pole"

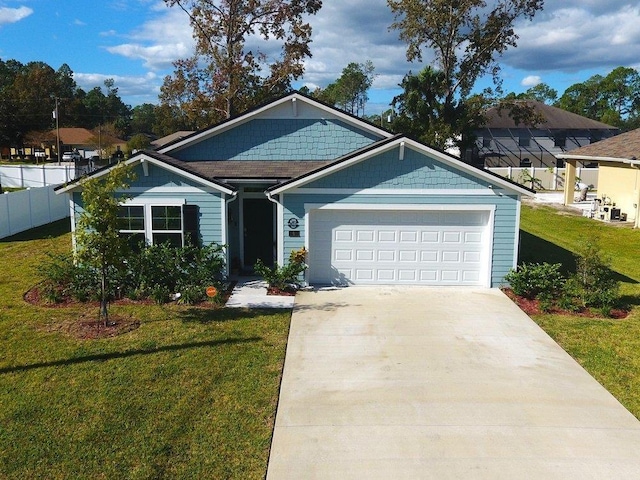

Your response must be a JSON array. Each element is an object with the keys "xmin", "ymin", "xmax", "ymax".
[{"xmin": 54, "ymin": 97, "xmax": 61, "ymax": 165}]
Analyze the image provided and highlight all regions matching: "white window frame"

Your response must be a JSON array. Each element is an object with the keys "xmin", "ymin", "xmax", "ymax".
[{"xmin": 118, "ymin": 198, "xmax": 186, "ymax": 246}]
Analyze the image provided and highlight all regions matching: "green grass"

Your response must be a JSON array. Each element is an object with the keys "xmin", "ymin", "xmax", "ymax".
[
  {"xmin": 520, "ymin": 203, "xmax": 640, "ymax": 419},
  {"xmin": 0, "ymin": 220, "xmax": 291, "ymax": 479}
]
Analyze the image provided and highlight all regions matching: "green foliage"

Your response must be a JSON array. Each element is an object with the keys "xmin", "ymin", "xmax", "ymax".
[
  {"xmin": 555, "ymin": 66, "xmax": 640, "ymax": 130},
  {"xmin": 75, "ymin": 162, "xmax": 135, "ymax": 322},
  {"xmin": 315, "ymin": 61, "xmax": 375, "ymax": 116},
  {"xmin": 573, "ymin": 240, "xmax": 620, "ymax": 313},
  {"xmin": 254, "ymin": 248, "xmax": 308, "ymax": 290},
  {"xmin": 505, "ymin": 262, "xmax": 565, "ymax": 300},
  {"xmin": 507, "ymin": 240, "xmax": 621, "ymax": 317},
  {"xmin": 41, "ymin": 241, "xmax": 226, "ymax": 306},
  {"xmin": 388, "ymin": 0, "xmax": 544, "ymax": 147},
  {"xmin": 518, "ymin": 168, "xmax": 545, "ymax": 190}
]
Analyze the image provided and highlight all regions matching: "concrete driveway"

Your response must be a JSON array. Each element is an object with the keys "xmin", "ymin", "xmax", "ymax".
[{"xmin": 267, "ymin": 287, "xmax": 640, "ymax": 479}]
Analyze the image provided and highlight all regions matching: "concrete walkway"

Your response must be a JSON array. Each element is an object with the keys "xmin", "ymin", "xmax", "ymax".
[
  {"xmin": 267, "ymin": 287, "xmax": 640, "ymax": 479},
  {"xmin": 225, "ymin": 277, "xmax": 295, "ymax": 309}
]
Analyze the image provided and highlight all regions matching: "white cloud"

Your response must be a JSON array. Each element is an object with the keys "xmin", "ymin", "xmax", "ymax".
[
  {"xmin": 506, "ymin": 4, "xmax": 640, "ymax": 71},
  {"xmin": 74, "ymin": 71, "xmax": 162, "ymax": 105},
  {"xmin": 0, "ymin": 6, "xmax": 33, "ymax": 26},
  {"xmin": 106, "ymin": 6, "xmax": 194, "ymax": 71},
  {"xmin": 521, "ymin": 75, "xmax": 541, "ymax": 87}
]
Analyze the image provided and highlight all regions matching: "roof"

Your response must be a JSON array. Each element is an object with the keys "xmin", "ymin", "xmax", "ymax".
[
  {"xmin": 150, "ymin": 131, "xmax": 195, "ymax": 149},
  {"xmin": 482, "ymin": 101, "xmax": 619, "ymax": 131},
  {"xmin": 51, "ymin": 127, "xmax": 126, "ymax": 146},
  {"xmin": 557, "ymin": 128, "xmax": 640, "ymax": 163},
  {"xmin": 170, "ymin": 160, "xmax": 333, "ymax": 181}
]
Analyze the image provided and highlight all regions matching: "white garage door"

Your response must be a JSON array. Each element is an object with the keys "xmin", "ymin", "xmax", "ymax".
[{"xmin": 308, "ymin": 209, "xmax": 491, "ymax": 286}]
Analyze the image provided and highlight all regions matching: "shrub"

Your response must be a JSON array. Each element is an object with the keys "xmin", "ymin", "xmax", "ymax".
[
  {"xmin": 254, "ymin": 248, "xmax": 307, "ymax": 290},
  {"xmin": 504, "ymin": 262, "xmax": 565, "ymax": 299},
  {"xmin": 39, "ymin": 242, "xmax": 226, "ymax": 305},
  {"xmin": 572, "ymin": 240, "xmax": 619, "ymax": 313}
]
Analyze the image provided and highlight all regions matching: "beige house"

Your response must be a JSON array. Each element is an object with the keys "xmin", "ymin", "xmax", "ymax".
[{"xmin": 558, "ymin": 128, "xmax": 640, "ymax": 228}]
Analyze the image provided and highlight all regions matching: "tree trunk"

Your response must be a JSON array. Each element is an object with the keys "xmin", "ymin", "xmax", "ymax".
[{"xmin": 100, "ymin": 267, "xmax": 109, "ymax": 327}]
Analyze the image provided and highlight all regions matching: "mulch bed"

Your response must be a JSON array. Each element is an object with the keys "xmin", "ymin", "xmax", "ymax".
[
  {"xmin": 24, "ymin": 281, "xmax": 237, "ymax": 340},
  {"xmin": 42, "ymin": 315, "xmax": 141, "ymax": 340},
  {"xmin": 502, "ymin": 288, "xmax": 629, "ymax": 319},
  {"xmin": 266, "ymin": 286, "xmax": 297, "ymax": 296}
]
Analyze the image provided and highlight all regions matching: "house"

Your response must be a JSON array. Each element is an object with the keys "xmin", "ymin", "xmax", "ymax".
[
  {"xmin": 150, "ymin": 131, "xmax": 195, "ymax": 150},
  {"xmin": 56, "ymin": 92, "xmax": 534, "ymax": 287},
  {"xmin": 557, "ymin": 128, "xmax": 640, "ymax": 228},
  {"xmin": 54, "ymin": 127, "xmax": 127, "ymax": 159},
  {"xmin": 469, "ymin": 101, "xmax": 619, "ymax": 168}
]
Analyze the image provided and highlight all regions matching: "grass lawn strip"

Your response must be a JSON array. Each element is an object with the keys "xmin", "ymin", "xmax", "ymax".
[
  {"xmin": 520, "ymin": 203, "xmax": 640, "ymax": 420},
  {"xmin": 0, "ymin": 220, "xmax": 291, "ymax": 479}
]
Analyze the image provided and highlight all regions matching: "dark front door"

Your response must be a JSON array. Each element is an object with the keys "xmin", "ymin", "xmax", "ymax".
[{"xmin": 243, "ymin": 198, "xmax": 274, "ymax": 268}]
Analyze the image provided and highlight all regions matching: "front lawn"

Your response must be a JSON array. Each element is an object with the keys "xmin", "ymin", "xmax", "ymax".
[
  {"xmin": 519, "ymin": 203, "xmax": 640, "ymax": 419},
  {"xmin": 0, "ymin": 220, "xmax": 291, "ymax": 479}
]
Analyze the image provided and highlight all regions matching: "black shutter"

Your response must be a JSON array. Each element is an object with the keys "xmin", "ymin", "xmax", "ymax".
[{"xmin": 182, "ymin": 204, "xmax": 200, "ymax": 247}]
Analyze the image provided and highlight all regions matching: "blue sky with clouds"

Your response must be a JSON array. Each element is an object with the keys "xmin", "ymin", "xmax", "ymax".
[{"xmin": 1, "ymin": 1, "xmax": 640, "ymax": 116}]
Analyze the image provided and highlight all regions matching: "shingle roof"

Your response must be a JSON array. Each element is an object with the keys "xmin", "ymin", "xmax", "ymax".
[
  {"xmin": 150, "ymin": 131, "xmax": 195, "ymax": 149},
  {"xmin": 483, "ymin": 101, "xmax": 619, "ymax": 130},
  {"xmin": 51, "ymin": 127, "xmax": 125, "ymax": 146},
  {"xmin": 561, "ymin": 128, "xmax": 640, "ymax": 160},
  {"xmin": 144, "ymin": 150, "xmax": 331, "ymax": 183}
]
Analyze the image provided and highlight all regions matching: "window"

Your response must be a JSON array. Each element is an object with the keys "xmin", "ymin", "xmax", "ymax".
[
  {"xmin": 151, "ymin": 205, "xmax": 182, "ymax": 247},
  {"xmin": 118, "ymin": 206, "xmax": 146, "ymax": 249},
  {"xmin": 519, "ymin": 136, "xmax": 530, "ymax": 147},
  {"xmin": 117, "ymin": 200, "xmax": 198, "ymax": 248},
  {"xmin": 482, "ymin": 137, "xmax": 492, "ymax": 148},
  {"xmin": 554, "ymin": 134, "xmax": 566, "ymax": 147}
]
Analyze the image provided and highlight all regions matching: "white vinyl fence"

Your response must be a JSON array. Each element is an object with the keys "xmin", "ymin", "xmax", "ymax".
[
  {"xmin": 0, "ymin": 164, "xmax": 76, "ymax": 188},
  {"xmin": 0, "ymin": 186, "xmax": 69, "ymax": 239},
  {"xmin": 486, "ymin": 167, "xmax": 599, "ymax": 191}
]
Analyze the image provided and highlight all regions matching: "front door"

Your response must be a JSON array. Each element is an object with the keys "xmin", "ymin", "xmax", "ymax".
[{"xmin": 243, "ymin": 198, "xmax": 274, "ymax": 268}]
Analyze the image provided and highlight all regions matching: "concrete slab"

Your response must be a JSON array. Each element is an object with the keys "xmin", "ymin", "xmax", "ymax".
[
  {"xmin": 225, "ymin": 278, "xmax": 295, "ymax": 309},
  {"xmin": 267, "ymin": 287, "xmax": 640, "ymax": 479}
]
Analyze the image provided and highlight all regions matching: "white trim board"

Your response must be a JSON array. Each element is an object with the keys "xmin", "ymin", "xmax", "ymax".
[{"xmin": 290, "ymin": 188, "xmax": 508, "ymax": 196}]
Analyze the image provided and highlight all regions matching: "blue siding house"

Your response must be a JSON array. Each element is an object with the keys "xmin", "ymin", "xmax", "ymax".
[{"xmin": 57, "ymin": 92, "xmax": 533, "ymax": 287}]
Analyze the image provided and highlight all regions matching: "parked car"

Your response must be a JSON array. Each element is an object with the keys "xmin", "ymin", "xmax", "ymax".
[{"xmin": 62, "ymin": 151, "xmax": 83, "ymax": 162}]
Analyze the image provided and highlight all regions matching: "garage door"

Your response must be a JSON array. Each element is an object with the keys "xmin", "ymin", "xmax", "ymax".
[{"xmin": 308, "ymin": 209, "xmax": 491, "ymax": 286}]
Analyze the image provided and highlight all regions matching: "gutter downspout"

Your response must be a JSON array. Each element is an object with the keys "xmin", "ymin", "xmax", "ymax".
[
  {"xmin": 266, "ymin": 190, "xmax": 284, "ymax": 267},
  {"xmin": 224, "ymin": 191, "xmax": 238, "ymax": 276}
]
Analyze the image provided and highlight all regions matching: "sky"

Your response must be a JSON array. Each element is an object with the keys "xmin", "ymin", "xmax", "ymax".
[{"xmin": 1, "ymin": 0, "xmax": 640, "ymax": 117}]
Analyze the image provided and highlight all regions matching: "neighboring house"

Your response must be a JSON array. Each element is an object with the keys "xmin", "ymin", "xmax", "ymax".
[
  {"xmin": 151, "ymin": 131, "xmax": 195, "ymax": 150},
  {"xmin": 53, "ymin": 127, "xmax": 127, "ymax": 159},
  {"xmin": 557, "ymin": 128, "xmax": 640, "ymax": 228},
  {"xmin": 469, "ymin": 101, "xmax": 619, "ymax": 168},
  {"xmin": 56, "ymin": 92, "xmax": 534, "ymax": 288}
]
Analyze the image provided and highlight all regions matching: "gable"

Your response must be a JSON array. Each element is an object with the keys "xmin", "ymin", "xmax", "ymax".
[
  {"xmin": 171, "ymin": 118, "xmax": 383, "ymax": 162},
  {"xmin": 303, "ymin": 146, "xmax": 491, "ymax": 190}
]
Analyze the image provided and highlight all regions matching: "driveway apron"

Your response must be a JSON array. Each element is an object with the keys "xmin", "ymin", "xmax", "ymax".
[{"xmin": 267, "ymin": 287, "xmax": 640, "ymax": 479}]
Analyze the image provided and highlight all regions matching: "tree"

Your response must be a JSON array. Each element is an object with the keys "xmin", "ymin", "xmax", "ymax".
[
  {"xmin": 316, "ymin": 61, "xmax": 376, "ymax": 116},
  {"xmin": 391, "ymin": 66, "xmax": 487, "ymax": 149},
  {"xmin": 556, "ymin": 67, "xmax": 640, "ymax": 130},
  {"xmin": 161, "ymin": 0, "xmax": 322, "ymax": 125},
  {"xmin": 387, "ymin": 0, "xmax": 544, "ymax": 147},
  {"xmin": 505, "ymin": 83, "xmax": 557, "ymax": 104},
  {"xmin": 127, "ymin": 133, "xmax": 152, "ymax": 153},
  {"xmin": 75, "ymin": 163, "xmax": 135, "ymax": 325},
  {"xmin": 130, "ymin": 103, "xmax": 158, "ymax": 135}
]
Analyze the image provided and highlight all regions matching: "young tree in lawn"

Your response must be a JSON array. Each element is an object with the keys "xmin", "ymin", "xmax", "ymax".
[
  {"xmin": 387, "ymin": 0, "xmax": 544, "ymax": 149},
  {"xmin": 161, "ymin": 0, "xmax": 322, "ymax": 125},
  {"xmin": 75, "ymin": 163, "xmax": 135, "ymax": 325}
]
